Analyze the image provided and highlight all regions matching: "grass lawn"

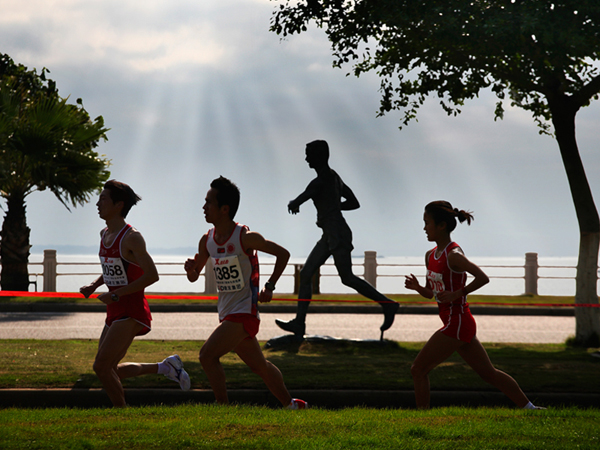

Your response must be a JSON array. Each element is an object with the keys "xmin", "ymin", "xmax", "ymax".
[
  {"xmin": 0, "ymin": 404, "xmax": 598, "ymax": 449},
  {"xmin": 1, "ymin": 339, "xmax": 598, "ymax": 393},
  {"xmin": 1, "ymin": 322, "xmax": 598, "ymax": 449}
]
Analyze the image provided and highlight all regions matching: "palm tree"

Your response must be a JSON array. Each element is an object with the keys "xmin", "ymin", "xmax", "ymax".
[{"xmin": 0, "ymin": 54, "xmax": 110, "ymax": 291}]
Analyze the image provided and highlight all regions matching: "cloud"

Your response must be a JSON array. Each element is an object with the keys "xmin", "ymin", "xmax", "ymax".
[{"xmin": 1, "ymin": 0, "xmax": 270, "ymax": 77}]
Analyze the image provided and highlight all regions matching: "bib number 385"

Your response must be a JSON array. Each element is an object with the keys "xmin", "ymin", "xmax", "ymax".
[{"xmin": 212, "ymin": 255, "xmax": 245, "ymax": 292}]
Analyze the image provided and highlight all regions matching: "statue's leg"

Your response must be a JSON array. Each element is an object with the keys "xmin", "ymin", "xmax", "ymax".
[
  {"xmin": 332, "ymin": 249, "xmax": 399, "ymax": 334},
  {"xmin": 333, "ymin": 249, "xmax": 388, "ymax": 301},
  {"xmin": 275, "ymin": 236, "xmax": 330, "ymax": 336}
]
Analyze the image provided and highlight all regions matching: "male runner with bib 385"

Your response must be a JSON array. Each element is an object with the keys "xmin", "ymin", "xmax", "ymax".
[
  {"xmin": 184, "ymin": 176, "xmax": 307, "ymax": 409},
  {"xmin": 80, "ymin": 180, "xmax": 190, "ymax": 407}
]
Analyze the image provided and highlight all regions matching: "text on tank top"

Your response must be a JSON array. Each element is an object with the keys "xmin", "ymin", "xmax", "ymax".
[
  {"xmin": 205, "ymin": 223, "xmax": 260, "ymax": 319},
  {"xmin": 99, "ymin": 224, "xmax": 143, "ymax": 289},
  {"xmin": 426, "ymin": 241, "xmax": 467, "ymax": 309}
]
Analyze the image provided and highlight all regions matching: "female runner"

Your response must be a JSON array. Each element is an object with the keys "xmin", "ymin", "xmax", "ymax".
[{"xmin": 405, "ymin": 201, "xmax": 543, "ymax": 409}]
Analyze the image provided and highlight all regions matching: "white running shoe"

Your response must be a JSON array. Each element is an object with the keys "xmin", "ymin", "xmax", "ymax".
[
  {"xmin": 287, "ymin": 398, "xmax": 308, "ymax": 410},
  {"xmin": 162, "ymin": 354, "xmax": 191, "ymax": 391}
]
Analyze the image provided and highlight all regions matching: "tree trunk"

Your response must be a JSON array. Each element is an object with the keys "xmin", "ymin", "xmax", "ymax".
[
  {"xmin": 550, "ymin": 94, "xmax": 600, "ymax": 347},
  {"xmin": 575, "ymin": 232, "xmax": 600, "ymax": 346},
  {"xmin": 0, "ymin": 192, "xmax": 31, "ymax": 291}
]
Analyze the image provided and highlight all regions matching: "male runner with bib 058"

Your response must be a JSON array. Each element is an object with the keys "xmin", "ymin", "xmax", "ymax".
[
  {"xmin": 80, "ymin": 180, "xmax": 190, "ymax": 407},
  {"xmin": 184, "ymin": 176, "xmax": 307, "ymax": 409}
]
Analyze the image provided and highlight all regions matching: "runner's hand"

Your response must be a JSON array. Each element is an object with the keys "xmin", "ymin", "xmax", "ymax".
[
  {"xmin": 404, "ymin": 274, "xmax": 420, "ymax": 291},
  {"xmin": 79, "ymin": 284, "xmax": 96, "ymax": 299},
  {"xmin": 436, "ymin": 290, "xmax": 460, "ymax": 303},
  {"xmin": 258, "ymin": 287, "xmax": 273, "ymax": 303},
  {"xmin": 96, "ymin": 292, "xmax": 113, "ymax": 305}
]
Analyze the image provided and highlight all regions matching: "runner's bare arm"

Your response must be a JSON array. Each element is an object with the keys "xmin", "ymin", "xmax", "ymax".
[
  {"xmin": 185, "ymin": 234, "xmax": 210, "ymax": 283},
  {"xmin": 79, "ymin": 276, "xmax": 105, "ymax": 298},
  {"xmin": 243, "ymin": 230, "xmax": 290, "ymax": 303},
  {"xmin": 437, "ymin": 249, "xmax": 489, "ymax": 303},
  {"xmin": 404, "ymin": 274, "xmax": 434, "ymax": 299},
  {"xmin": 79, "ymin": 229, "xmax": 107, "ymax": 298},
  {"xmin": 404, "ymin": 250, "xmax": 434, "ymax": 299},
  {"xmin": 96, "ymin": 230, "xmax": 159, "ymax": 304}
]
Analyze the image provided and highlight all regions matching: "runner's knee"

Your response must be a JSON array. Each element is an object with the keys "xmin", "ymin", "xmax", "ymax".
[
  {"xmin": 410, "ymin": 362, "xmax": 427, "ymax": 380},
  {"xmin": 198, "ymin": 345, "xmax": 215, "ymax": 366},
  {"xmin": 246, "ymin": 359, "xmax": 270, "ymax": 376},
  {"xmin": 477, "ymin": 368, "xmax": 500, "ymax": 385},
  {"xmin": 93, "ymin": 358, "xmax": 112, "ymax": 377}
]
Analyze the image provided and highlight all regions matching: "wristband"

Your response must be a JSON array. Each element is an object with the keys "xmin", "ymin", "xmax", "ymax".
[{"xmin": 265, "ymin": 281, "xmax": 276, "ymax": 291}]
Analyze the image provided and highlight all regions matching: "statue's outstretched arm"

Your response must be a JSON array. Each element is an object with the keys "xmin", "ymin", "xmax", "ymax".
[{"xmin": 288, "ymin": 178, "xmax": 320, "ymax": 214}]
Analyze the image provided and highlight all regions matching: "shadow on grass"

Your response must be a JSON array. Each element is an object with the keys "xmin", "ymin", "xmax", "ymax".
[
  {"xmin": 2, "ymin": 338, "xmax": 598, "ymax": 393},
  {"xmin": 0, "ymin": 311, "xmax": 79, "ymax": 322}
]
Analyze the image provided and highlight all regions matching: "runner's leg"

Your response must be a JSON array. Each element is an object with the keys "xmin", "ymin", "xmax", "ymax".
[
  {"xmin": 117, "ymin": 362, "xmax": 159, "ymax": 379},
  {"xmin": 199, "ymin": 320, "xmax": 248, "ymax": 404},
  {"xmin": 235, "ymin": 337, "xmax": 293, "ymax": 406},
  {"xmin": 457, "ymin": 336, "xmax": 530, "ymax": 408},
  {"xmin": 94, "ymin": 319, "xmax": 145, "ymax": 407},
  {"xmin": 411, "ymin": 330, "xmax": 463, "ymax": 409}
]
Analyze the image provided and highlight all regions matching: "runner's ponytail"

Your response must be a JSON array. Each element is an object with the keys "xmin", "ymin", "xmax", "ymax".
[{"xmin": 425, "ymin": 201, "xmax": 474, "ymax": 232}]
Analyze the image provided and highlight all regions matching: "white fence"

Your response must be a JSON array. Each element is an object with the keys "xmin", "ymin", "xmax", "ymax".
[{"xmin": 20, "ymin": 250, "xmax": 587, "ymax": 296}]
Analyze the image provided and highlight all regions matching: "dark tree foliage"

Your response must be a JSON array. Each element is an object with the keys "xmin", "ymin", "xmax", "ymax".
[{"xmin": 0, "ymin": 54, "xmax": 110, "ymax": 291}]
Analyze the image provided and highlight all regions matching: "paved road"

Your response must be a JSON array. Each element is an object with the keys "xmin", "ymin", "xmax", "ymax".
[{"xmin": 0, "ymin": 311, "xmax": 575, "ymax": 343}]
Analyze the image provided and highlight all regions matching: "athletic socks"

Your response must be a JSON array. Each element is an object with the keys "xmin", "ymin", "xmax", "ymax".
[
  {"xmin": 523, "ymin": 401, "xmax": 546, "ymax": 410},
  {"xmin": 157, "ymin": 361, "xmax": 170, "ymax": 375}
]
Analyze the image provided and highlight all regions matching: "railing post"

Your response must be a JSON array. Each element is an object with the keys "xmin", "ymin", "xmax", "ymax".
[
  {"xmin": 364, "ymin": 251, "xmax": 377, "ymax": 288},
  {"xmin": 293, "ymin": 264, "xmax": 301, "ymax": 295},
  {"xmin": 524, "ymin": 252, "xmax": 538, "ymax": 295},
  {"xmin": 293, "ymin": 264, "xmax": 320, "ymax": 295},
  {"xmin": 204, "ymin": 258, "xmax": 217, "ymax": 294},
  {"xmin": 43, "ymin": 249, "xmax": 57, "ymax": 292}
]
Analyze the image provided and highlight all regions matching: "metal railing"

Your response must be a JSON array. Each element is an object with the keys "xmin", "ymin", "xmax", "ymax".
[{"xmin": 20, "ymin": 250, "xmax": 588, "ymax": 296}]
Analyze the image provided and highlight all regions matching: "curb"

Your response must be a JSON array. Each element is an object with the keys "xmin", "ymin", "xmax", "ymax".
[
  {"xmin": 1, "ymin": 389, "xmax": 596, "ymax": 409},
  {"xmin": 0, "ymin": 303, "xmax": 574, "ymax": 316}
]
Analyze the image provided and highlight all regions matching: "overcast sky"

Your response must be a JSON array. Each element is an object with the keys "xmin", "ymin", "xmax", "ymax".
[{"xmin": 2, "ymin": 0, "xmax": 599, "ymax": 260}]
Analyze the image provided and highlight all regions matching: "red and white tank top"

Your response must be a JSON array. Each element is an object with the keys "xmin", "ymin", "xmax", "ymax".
[
  {"xmin": 99, "ymin": 224, "xmax": 151, "ymax": 329},
  {"xmin": 205, "ymin": 223, "xmax": 260, "ymax": 321},
  {"xmin": 426, "ymin": 241, "xmax": 469, "ymax": 315},
  {"xmin": 99, "ymin": 224, "xmax": 144, "ymax": 289}
]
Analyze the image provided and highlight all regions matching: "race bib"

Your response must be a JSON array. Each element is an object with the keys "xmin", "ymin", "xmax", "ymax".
[
  {"xmin": 212, "ymin": 255, "xmax": 245, "ymax": 292},
  {"xmin": 101, "ymin": 257, "xmax": 128, "ymax": 287},
  {"xmin": 427, "ymin": 269, "xmax": 445, "ymax": 302}
]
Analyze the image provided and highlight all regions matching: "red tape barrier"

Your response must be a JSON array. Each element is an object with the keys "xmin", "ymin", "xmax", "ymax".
[{"xmin": 0, "ymin": 290, "xmax": 599, "ymax": 307}]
